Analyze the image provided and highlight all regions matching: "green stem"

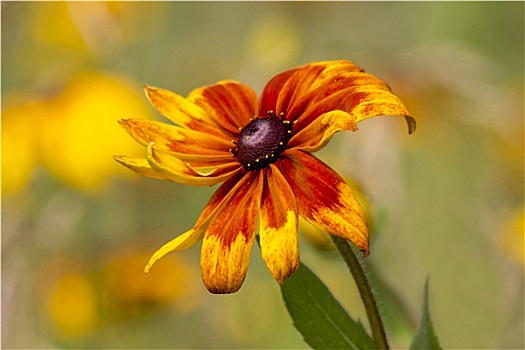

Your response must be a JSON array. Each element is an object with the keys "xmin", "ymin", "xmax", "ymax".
[{"xmin": 331, "ymin": 235, "xmax": 389, "ymax": 350}]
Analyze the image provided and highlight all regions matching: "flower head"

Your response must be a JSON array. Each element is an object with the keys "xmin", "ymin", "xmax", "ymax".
[{"xmin": 115, "ymin": 60, "xmax": 415, "ymax": 293}]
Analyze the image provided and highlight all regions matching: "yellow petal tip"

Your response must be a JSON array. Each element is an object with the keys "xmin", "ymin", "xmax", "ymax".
[
  {"xmin": 144, "ymin": 262, "xmax": 152, "ymax": 273},
  {"xmin": 117, "ymin": 118, "xmax": 127, "ymax": 128}
]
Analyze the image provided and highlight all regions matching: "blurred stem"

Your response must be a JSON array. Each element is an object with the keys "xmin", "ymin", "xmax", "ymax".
[{"xmin": 331, "ymin": 235, "xmax": 389, "ymax": 350}]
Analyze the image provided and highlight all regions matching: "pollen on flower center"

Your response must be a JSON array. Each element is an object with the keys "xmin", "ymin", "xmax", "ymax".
[{"xmin": 231, "ymin": 111, "xmax": 293, "ymax": 170}]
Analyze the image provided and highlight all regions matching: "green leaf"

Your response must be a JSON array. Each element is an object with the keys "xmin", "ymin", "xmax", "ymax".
[
  {"xmin": 281, "ymin": 262, "xmax": 375, "ymax": 350},
  {"xmin": 409, "ymin": 278, "xmax": 442, "ymax": 349}
]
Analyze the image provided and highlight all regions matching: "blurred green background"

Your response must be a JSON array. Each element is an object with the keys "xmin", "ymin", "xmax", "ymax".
[{"xmin": 2, "ymin": 2, "xmax": 523, "ymax": 349}]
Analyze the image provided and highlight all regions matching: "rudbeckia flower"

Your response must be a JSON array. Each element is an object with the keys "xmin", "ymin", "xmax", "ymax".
[{"xmin": 115, "ymin": 60, "xmax": 415, "ymax": 294}]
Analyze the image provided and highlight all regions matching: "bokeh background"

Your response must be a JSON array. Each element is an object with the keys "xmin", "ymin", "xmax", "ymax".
[{"xmin": 2, "ymin": 2, "xmax": 523, "ymax": 349}]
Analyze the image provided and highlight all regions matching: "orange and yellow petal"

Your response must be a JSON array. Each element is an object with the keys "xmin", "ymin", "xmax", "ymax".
[
  {"xmin": 144, "ymin": 228, "xmax": 206, "ymax": 274},
  {"xmin": 259, "ymin": 165, "xmax": 299, "ymax": 284},
  {"xmin": 260, "ymin": 60, "xmax": 415, "ymax": 134},
  {"xmin": 119, "ymin": 118, "xmax": 232, "ymax": 157},
  {"xmin": 144, "ymin": 85, "xmax": 227, "ymax": 139},
  {"xmin": 188, "ymin": 81, "xmax": 259, "ymax": 135},
  {"xmin": 279, "ymin": 149, "xmax": 369, "ymax": 254},
  {"xmin": 115, "ymin": 138, "xmax": 242, "ymax": 186},
  {"xmin": 288, "ymin": 110, "xmax": 358, "ymax": 152},
  {"xmin": 260, "ymin": 60, "xmax": 359, "ymax": 119},
  {"xmin": 273, "ymin": 63, "xmax": 329, "ymax": 118},
  {"xmin": 259, "ymin": 66, "xmax": 301, "ymax": 115},
  {"xmin": 147, "ymin": 144, "xmax": 241, "ymax": 186},
  {"xmin": 200, "ymin": 171, "xmax": 264, "ymax": 294},
  {"xmin": 145, "ymin": 171, "xmax": 251, "ymax": 272}
]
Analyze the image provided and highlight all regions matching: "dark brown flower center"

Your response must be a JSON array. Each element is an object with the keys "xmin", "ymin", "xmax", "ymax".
[{"xmin": 231, "ymin": 111, "xmax": 293, "ymax": 170}]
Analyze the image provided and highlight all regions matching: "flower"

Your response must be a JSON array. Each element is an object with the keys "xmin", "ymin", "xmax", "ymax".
[
  {"xmin": 38, "ymin": 72, "xmax": 154, "ymax": 190},
  {"xmin": 115, "ymin": 60, "xmax": 415, "ymax": 293}
]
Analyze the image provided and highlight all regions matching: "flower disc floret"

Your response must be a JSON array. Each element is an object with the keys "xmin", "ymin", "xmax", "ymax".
[{"xmin": 233, "ymin": 111, "xmax": 293, "ymax": 170}]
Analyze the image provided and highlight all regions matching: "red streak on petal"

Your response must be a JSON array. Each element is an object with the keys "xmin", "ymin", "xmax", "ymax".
[{"xmin": 205, "ymin": 171, "xmax": 263, "ymax": 247}]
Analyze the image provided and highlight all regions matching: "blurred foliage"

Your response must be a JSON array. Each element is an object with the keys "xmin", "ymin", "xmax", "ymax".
[{"xmin": 2, "ymin": 2, "xmax": 523, "ymax": 349}]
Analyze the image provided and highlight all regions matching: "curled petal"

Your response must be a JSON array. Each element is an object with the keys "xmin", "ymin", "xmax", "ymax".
[
  {"xmin": 200, "ymin": 171, "xmax": 264, "ymax": 293},
  {"xmin": 260, "ymin": 60, "xmax": 415, "ymax": 134},
  {"xmin": 189, "ymin": 81, "xmax": 259, "ymax": 135},
  {"xmin": 146, "ymin": 143, "xmax": 241, "ymax": 186},
  {"xmin": 145, "ymin": 171, "xmax": 252, "ymax": 273},
  {"xmin": 144, "ymin": 228, "xmax": 206, "ymax": 273},
  {"xmin": 113, "ymin": 153, "xmax": 238, "ymax": 186},
  {"xmin": 144, "ymin": 85, "xmax": 227, "ymax": 138},
  {"xmin": 113, "ymin": 155, "xmax": 173, "ymax": 181},
  {"xmin": 158, "ymin": 151, "xmax": 235, "ymax": 164},
  {"xmin": 279, "ymin": 149, "xmax": 369, "ymax": 254},
  {"xmin": 259, "ymin": 165, "xmax": 299, "ymax": 284},
  {"xmin": 119, "ymin": 119, "xmax": 232, "ymax": 157},
  {"xmin": 288, "ymin": 110, "xmax": 358, "ymax": 152}
]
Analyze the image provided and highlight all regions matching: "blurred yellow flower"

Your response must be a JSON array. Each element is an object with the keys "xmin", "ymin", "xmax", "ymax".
[
  {"xmin": 38, "ymin": 72, "xmax": 154, "ymax": 190},
  {"xmin": 32, "ymin": 2, "xmax": 163, "ymax": 57},
  {"xmin": 103, "ymin": 249, "xmax": 199, "ymax": 311},
  {"xmin": 38, "ymin": 247, "xmax": 198, "ymax": 345},
  {"xmin": 33, "ymin": 2, "xmax": 89, "ymax": 53},
  {"xmin": 1, "ymin": 96, "xmax": 43, "ymax": 194},
  {"xmin": 46, "ymin": 272, "xmax": 98, "ymax": 341},
  {"xmin": 2, "ymin": 72, "xmax": 153, "ymax": 194},
  {"xmin": 499, "ymin": 208, "xmax": 524, "ymax": 265}
]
